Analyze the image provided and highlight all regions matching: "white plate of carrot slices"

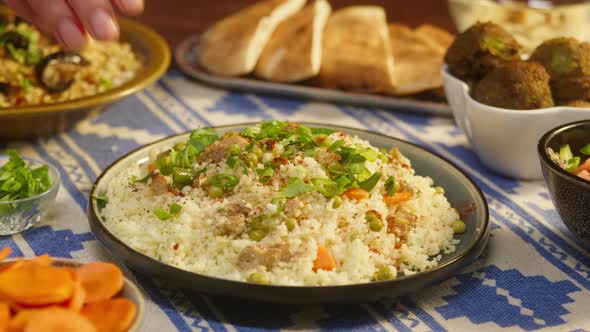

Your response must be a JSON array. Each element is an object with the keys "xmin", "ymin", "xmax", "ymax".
[{"xmin": 0, "ymin": 247, "xmax": 144, "ymax": 332}]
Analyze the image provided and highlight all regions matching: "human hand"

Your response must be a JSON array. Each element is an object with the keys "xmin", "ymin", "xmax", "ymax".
[{"xmin": 3, "ymin": 0, "xmax": 144, "ymax": 49}]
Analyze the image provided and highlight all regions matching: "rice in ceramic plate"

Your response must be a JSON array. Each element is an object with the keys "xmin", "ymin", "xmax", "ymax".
[
  {"xmin": 100, "ymin": 122, "xmax": 463, "ymax": 286},
  {"xmin": 0, "ymin": 16, "xmax": 140, "ymax": 107}
]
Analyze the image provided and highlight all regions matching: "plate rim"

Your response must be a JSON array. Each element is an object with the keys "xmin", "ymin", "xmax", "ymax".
[
  {"xmin": 174, "ymin": 34, "xmax": 453, "ymax": 117},
  {"xmin": 88, "ymin": 122, "xmax": 490, "ymax": 296},
  {"xmin": 0, "ymin": 6, "xmax": 171, "ymax": 117}
]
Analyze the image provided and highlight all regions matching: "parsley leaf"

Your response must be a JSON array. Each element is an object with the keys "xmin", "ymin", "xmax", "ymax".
[{"xmin": 282, "ymin": 178, "xmax": 315, "ymax": 198}]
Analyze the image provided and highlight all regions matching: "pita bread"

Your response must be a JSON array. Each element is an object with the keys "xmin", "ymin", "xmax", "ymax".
[
  {"xmin": 388, "ymin": 24, "xmax": 446, "ymax": 96},
  {"xmin": 255, "ymin": 0, "xmax": 332, "ymax": 83},
  {"xmin": 199, "ymin": 0, "xmax": 306, "ymax": 76},
  {"xmin": 414, "ymin": 24, "xmax": 454, "ymax": 55},
  {"xmin": 311, "ymin": 6, "xmax": 396, "ymax": 94}
]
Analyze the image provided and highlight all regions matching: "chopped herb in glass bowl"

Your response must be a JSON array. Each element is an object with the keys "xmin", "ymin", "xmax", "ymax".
[{"xmin": 0, "ymin": 150, "xmax": 60, "ymax": 235}]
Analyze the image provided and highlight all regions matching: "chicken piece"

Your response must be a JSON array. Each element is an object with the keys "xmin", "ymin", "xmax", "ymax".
[
  {"xmin": 199, "ymin": 135, "xmax": 249, "ymax": 163},
  {"xmin": 217, "ymin": 201, "xmax": 251, "ymax": 236},
  {"xmin": 150, "ymin": 173, "xmax": 169, "ymax": 195},
  {"xmin": 238, "ymin": 243, "xmax": 292, "ymax": 270}
]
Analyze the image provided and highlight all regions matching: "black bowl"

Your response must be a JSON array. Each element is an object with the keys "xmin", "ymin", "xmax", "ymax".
[{"xmin": 538, "ymin": 120, "xmax": 590, "ymax": 247}]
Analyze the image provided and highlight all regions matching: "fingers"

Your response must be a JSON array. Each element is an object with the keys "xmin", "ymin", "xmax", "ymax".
[
  {"xmin": 114, "ymin": 0, "xmax": 144, "ymax": 16},
  {"xmin": 3, "ymin": 0, "xmax": 49, "ymax": 33},
  {"xmin": 67, "ymin": 0, "xmax": 119, "ymax": 41},
  {"xmin": 26, "ymin": 0, "xmax": 87, "ymax": 49}
]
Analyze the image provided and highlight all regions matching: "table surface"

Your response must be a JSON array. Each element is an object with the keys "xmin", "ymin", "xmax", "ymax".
[
  {"xmin": 2, "ymin": 1, "xmax": 590, "ymax": 331},
  {"xmin": 136, "ymin": 0, "xmax": 456, "ymax": 49}
]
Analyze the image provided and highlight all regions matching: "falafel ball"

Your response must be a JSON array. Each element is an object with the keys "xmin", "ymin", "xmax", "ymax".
[
  {"xmin": 564, "ymin": 100, "xmax": 590, "ymax": 108},
  {"xmin": 471, "ymin": 61, "xmax": 554, "ymax": 110},
  {"xmin": 444, "ymin": 22, "xmax": 522, "ymax": 79},
  {"xmin": 529, "ymin": 37, "xmax": 590, "ymax": 103}
]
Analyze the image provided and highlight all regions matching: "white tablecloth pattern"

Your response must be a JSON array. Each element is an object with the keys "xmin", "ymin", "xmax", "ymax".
[{"xmin": 2, "ymin": 70, "xmax": 590, "ymax": 332}]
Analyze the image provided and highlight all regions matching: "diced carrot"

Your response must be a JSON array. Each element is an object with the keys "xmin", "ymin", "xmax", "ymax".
[
  {"xmin": 147, "ymin": 163, "xmax": 157, "ymax": 173},
  {"xmin": 76, "ymin": 263, "xmax": 123, "ymax": 304},
  {"xmin": 0, "ymin": 247, "xmax": 11, "ymax": 264},
  {"xmin": 22, "ymin": 308, "xmax": 96, "ymax": 332},
  {"xmin": 344, "ymin": 188, "xmax": 369, "ymax": 201},
  {"xmin": 0, "ymin": 265, "xmax": 74, "ymax": 306},
  {"xmin": 0, "ymin": 302, "xmax": 10, "ymax": 331},
  {"xmin": 81, "ymin": 298, "xmax": 136, "ymax": 332},
  {"xmin": 384, "ymin": 192, "xmax": 413, "ymax": 207},
  {"xmin": 313, "ymin": 246, "xmax": 336, "ymax": 272},
  {"xmin": 574, "ymin": 159, "xmax": 590, "ymax": 175}
]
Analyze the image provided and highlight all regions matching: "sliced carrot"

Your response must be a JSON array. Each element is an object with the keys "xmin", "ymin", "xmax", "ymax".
[
  {"xmin": 23, "ymin": 254, "xmax": 52, "ymax": 267},
  {"xmin": 0, "ymin": 259, "xmax": 23, "ymax": 275},
  {"xmin": 0, "ymin": 302, "xmax": 9, "ymax": 331},
  {"xmin": 22, "ymin": 308, "xmax": 96, "ymax": 332},
  {"xmin": 76, "ymin": 263, "xmax": 123, "ymax": 304},
  {"xmin": 313, "ymin": 246, "xmax": 336, "ymax": 272},
  {"xmin": 0, "ymin": 247, "xmax": 11, "ymax": 264},
  {"xmin": 0, "ymin": 264, "xmax": 74, "ymax": 306},
  {"xmin": 384, "ymin": 192, "xmax": 413, "ymax": 207},
  {"xmin": 81, "ymin": 298, "xmax": 136, "ymax": 332},
  {"xmin": 344, "ymin": 188, "xmax": 369, "ymax": 202},
  {"xmin": 7, "ymin": 309, "xmax": 38, "ymax": 332},
  {"xmin": 60, "ymin": 269, "xmax": 85, "ymax": 312}
]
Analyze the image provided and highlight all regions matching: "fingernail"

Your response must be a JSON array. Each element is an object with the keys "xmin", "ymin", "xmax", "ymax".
[
  {"xmin": 120, "ymin": 0, "xmax": 144, "ymax": 14},
  {"xmin": 56, "ymin": 18, "xmax": 86, "ymax": 49},
  {"xmin": 89, "ymin": 8, "xmax": 119, "ymax": 40}
]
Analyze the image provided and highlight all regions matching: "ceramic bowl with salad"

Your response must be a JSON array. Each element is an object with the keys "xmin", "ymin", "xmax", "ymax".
[
  {"xmin": 0, "ymin": 150, "xmax": 60, "ymax": 235},
  {"xmin": 539, "ymin": 120, "xmax": 590, "ymax": 246}
]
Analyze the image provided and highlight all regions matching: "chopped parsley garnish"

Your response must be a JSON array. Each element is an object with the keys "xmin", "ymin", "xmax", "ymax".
[
  {"xmin": 0, "ymin": 150, "xmax": 51, "ymax": 201},
  {"xmin": 210, "ymin": 174, "xmax": 240, "ymax": 191},
  {"xmin": 256, "ymin": 167, "xmax": 274, "ymax": 184},
  {"xmin": 282, "ymin": 178, "xmax": 315, "ymax": 198},
  {"xmin": 131, "ymin": 171, "xmax": 154, "ymax": 184},
  {"xmin": 155, "ymin": 203, "xmax": 183, "ymax": 220}
]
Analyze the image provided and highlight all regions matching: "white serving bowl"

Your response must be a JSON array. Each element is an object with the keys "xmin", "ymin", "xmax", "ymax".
[{"xmin": 442, "ymin": 65, "xmax": 590, "ymax": 180}]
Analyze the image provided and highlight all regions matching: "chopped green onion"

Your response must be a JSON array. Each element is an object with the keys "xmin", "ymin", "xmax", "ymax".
[
  {"xmin": 566, "ymin": 157, "xmax": 581, "ymax": 173},
  {"xmin": 131, "ymin": 171, "xmax": 154, "ymax": 184},
  {"xmin": 172, "ymin": 168, "xmax": 193, "ymax": 188},
  {"xmin": 155, "ymin": 203, "xmax": 183, "ymax": 221},
  {"xmin": 384, "ymin": 176, "xmax": 396, "ymax": 196},
  {"xmin": 20, "ymin": 77, "xmax": 30, "ymax": 92},
  {"xmin": 256, "ymin": 167, "xmax": 274, "ymax": 184},
  {"xmin": 281, "ymin": 178, "xmax": 315, "ymax": 198},
  {"xmin": 92, "ymin": 195, "xmax": 109, "ymax": 203},
  {"xmin": 210, "ymin": 174, "xmax": 240, "ymax": 191},
  {"xmin": 100, "ymin": 79, "xmax": 112, "ymax": 89},
  {"xmin": 580, "ymin": 143, "xmax": 590, "ymax": 156},
  {"xmin": 155, "ymin": 155, "xmax": 172, "ymax": 176}
]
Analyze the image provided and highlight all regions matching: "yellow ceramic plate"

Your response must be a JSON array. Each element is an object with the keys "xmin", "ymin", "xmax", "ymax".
[{"xmin": 0, "ymin": 6, "xmax": 171, "ymax": 139}]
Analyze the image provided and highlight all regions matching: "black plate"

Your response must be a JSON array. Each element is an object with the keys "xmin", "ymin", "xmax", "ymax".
[{"xmin": 88, "ymin": 123, "xmax": 490, "ymax": 304}]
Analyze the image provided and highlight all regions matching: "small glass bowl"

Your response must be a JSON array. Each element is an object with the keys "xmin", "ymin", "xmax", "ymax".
[{"xmin": 0, "ymin": 157, "xmax": 60, "ymax": 235}]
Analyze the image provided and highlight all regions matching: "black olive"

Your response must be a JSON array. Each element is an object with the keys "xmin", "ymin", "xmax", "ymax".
[
  {"xmin": 0, "ymin": 31, "xmax": 29, "ymax": 50},
  {"xmin": 35, "ymin": 51, "xmax": 89, "ymax": 94}
]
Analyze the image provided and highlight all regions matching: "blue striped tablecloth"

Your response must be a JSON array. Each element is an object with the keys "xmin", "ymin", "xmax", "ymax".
[{"xmin": 2, "ymin": 70, "xmax": 589, "ymax": 332}]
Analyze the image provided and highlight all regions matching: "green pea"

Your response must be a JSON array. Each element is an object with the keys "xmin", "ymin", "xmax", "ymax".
[
  {"xmin": 332, "ymin": 196, "xmax": 343, "ymax": 209},
  {"xmin": 285, "ymin": 218, "xmax": 297, "ymax": 231},
  {"xmin": 208, "ymin": 186, "xmax": 224, "ymax": 198},
  {"xmin": 252, "ymin": 147, "xmax": 263, "ymax": 159},
  {"xmin": 375, "ymin": 266, "xmax": 394, "ymax": 281},
  {"xmin": 249, "ymin": 229, "xmax": 267, "ymax": 241},
  {"xmin": 365, "ymin": 211, "xmax": 379, "ymax": 222},
  {"xmin": 452, "ymin": 220, "xmax": 466, "ymax": 234},
  {"xmin": 245, "ymin": 153, "xmax": 259, "ymax": 167},
  {"xmin": 247, "ymin": 272, "xmax": 267, "ymax": 284},
  {"xmin": 173, "ymin": 142, "xmax": 187, "ymax": 151},
  {"xmin": 369, "ymin": 218, "xmax": 384, "ymax": 232},
  {"xmin": 228, "ymin": 146, "xmax": 241, "ymax": 157}
]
